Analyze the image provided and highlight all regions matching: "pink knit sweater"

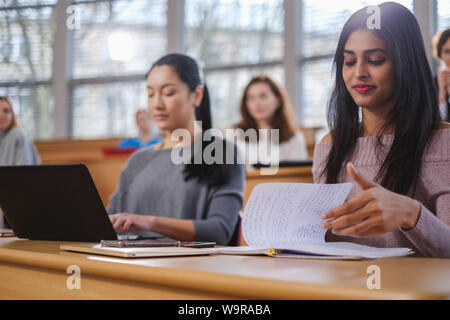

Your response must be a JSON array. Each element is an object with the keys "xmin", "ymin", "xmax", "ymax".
[{"xmin": 313, "ymin": 128, "xmax": 450, "ymax": 258}]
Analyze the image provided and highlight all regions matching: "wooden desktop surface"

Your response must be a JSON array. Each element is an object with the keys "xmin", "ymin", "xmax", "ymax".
[{"xmin": 0, "ymin": 238, "xmax": 449, "ymax": 300}]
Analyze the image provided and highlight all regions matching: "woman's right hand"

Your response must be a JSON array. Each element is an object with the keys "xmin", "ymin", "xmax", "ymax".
[{"xmin": 109, "ymin": 213, "xmax": 154, "ymax": 233}]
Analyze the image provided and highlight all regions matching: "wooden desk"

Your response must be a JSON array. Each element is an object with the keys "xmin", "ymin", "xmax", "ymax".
[{"xmin": 0, "ymin": 238, "xmax": 449, "ymax": 300}]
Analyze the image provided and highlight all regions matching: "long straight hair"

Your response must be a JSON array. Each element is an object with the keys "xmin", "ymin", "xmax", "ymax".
[
  {"xmin": 236, "ymin": 75, "xmax": 298, "ymax": 143},
  {"xmin": 147, "ymin": 53, "xmax": 231, "ymax": 188},
  {"xmin": 323, "ymin": 2, "xmax": 441, "ymax": 196}
]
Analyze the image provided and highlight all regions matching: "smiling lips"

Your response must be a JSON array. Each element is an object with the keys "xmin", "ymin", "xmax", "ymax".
[
  {"xmin": 154, "ymin": 114, "xmax": 168, "ymax": 121},
  {"xmin": 353, "ymin": 84, "xmax": 376, "ymax": 94}
]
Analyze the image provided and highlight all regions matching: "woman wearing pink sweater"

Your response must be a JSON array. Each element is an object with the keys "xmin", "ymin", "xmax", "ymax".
[{"xmin": 313, "ymin": 3, "xmax": 450, "ymax": 258}]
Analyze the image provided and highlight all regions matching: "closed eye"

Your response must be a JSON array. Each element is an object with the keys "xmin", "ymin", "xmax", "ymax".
[{"xmin": 369, "ymin": 58, "xmax": 386, "ymax": 66}]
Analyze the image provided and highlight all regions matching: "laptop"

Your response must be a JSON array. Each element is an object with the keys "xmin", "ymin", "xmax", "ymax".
[{"xmin": 0, "ymin": 164, "xmax": 121, "ymax": 242}]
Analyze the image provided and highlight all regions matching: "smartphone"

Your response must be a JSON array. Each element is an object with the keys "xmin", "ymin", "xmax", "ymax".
[
  {"xmin": 179, "ymin": 242, "xmax": 216, "ymax": 248},
  {"xmin": 100, "ymin": 239, "xmax": 216, "ymax": 248},
  {"xmin": 100, "ymin": 239, "xmax": 181, "ymax": 248}
]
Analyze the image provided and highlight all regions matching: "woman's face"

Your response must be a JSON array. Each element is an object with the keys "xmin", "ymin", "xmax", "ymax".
[
  {"xmin": 0, "ymin": 99, "xmax": 13, "ymax": 130},
  {"xmin": 245, "ymin": 82, "xmax": 280, "ymax": 125},
  {"xmin": 146, "ymin": 65, "xmax": 202, "ymax": 132},
  {"xmin": 441, "ymin": 38, "xmax": 450, "ymax": 68},
  {"xmin": 342, "ymin": 29, "xmax": 395, "ymax": 113}
]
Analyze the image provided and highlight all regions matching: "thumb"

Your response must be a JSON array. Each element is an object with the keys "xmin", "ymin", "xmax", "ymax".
[{"xmin": 346, "ymin": 162, "xmax": 378, "ymax": 190}]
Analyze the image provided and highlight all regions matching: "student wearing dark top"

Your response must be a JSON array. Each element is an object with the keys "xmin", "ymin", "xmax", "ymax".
[
  {"xmin": 433, "ymin": 29, "xmax": 450, "ymax": 121},
  {"xmin": 107, "ymin": 54, "xmax": 245, "ymax": 245}
]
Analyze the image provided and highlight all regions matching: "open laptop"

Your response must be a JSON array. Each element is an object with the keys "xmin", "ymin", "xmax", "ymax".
[{"xmin": 0, "ymin": 164, "xmax": 126, "ymax": 242}]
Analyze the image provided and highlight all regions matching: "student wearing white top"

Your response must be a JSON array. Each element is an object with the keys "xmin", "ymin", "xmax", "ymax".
[
  {"xmin": 432, "ymin": 29, "xmax": 450, "ymax": 121},
  {"xmin": 228, "ymin": 75, "xmax": 308, "ymax": 169}
]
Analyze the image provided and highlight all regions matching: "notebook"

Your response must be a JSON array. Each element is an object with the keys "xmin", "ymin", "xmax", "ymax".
[
  {"xmin": 60, "ymin": 243, "xmax": 217, "ymax": 258},
  {"xmin": 217, "ymin": 183, "xmax": 414, "ymax": 260}
]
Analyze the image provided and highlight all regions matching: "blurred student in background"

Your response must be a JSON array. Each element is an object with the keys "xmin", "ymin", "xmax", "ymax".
[
  {"xmin": 0, "ymin": 96, "xmax": 40, "ymax": 166},
  {"xmin": 0, "ymin": 96, "xmax": 40, "ymax": 229},
  {"xmin": 118, "ymin": 109, "xmax": 162, "ymax": 149},
  {"xmin": 107, "ymin": 54, "xmax": 244, "ymax": 245},
  {"xmin": 314, "ymin": 2, "xmax": 450, "ymax": 258},
  {"xmin": 433, "ymin": 29, "xmax": 450, "ymax": 121},
  {"xmin": 230, "ymin": 75, "xmax": 308, "ymax": 169}
]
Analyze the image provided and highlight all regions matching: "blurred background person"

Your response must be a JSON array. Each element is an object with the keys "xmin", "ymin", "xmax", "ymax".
[
  {"xmin": 0, "ymin": 96, "xmax": 40, "ymax": 166},
  {"xmin": 118, "ymin": 109, "xmax": 162, "ymax": 149},
  {"xmin": 0, "ymin": 96, "xmax": 40, "ymax": 229},
  {"xmin": 229, "ymin": 75, "xmax": 308, "ymax": 169},
  {"xmin": 433, "ymin": 29, "xmax": 450, "ymax": 122}
]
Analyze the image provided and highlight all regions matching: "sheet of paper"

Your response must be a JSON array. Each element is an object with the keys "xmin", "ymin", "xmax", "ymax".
[
  {"xmin": 277, "ymin": 242, "xmax": 414, "ymax": 259},
  {"xmin": 242, "ymin": 182, "xmax": 353, "ymax": 248}
]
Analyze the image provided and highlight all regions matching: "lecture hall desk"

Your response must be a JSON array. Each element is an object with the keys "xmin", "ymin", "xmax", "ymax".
[{"xmin": 0, "ymin": 238, "xmax": 449, "ymax": 300}]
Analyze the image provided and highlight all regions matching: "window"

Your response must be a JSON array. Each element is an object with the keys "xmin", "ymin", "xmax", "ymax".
[
  {"xmin": 437, "ymin": 0, "xmax": 450, "ymax": 30},
  {"xmin": 0, "ymin": 0, "xmax": 56, "ymax": 140},
  {"xmin": 72, "ymin": 81, "xmax": 147, "ymax": 139},
  {"xmin": 298, "ymin": 0, "xmax": 414, "ymax": 129},
  {"xmin": 185, "ymin": 0, "xmax": 284, "ymax": 130},
  {"xmin": 70, "ymin": 0, "xmax": 167, "ymax": 138},
  {"xmin": 4, "ymin": 0, "xmax": 442, "ymax": 141}
]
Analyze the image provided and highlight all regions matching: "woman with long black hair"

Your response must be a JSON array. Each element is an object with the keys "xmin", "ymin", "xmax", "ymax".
[
  {"xmin": 313, "ymin": 2, "xmax": 450, "ymax": 257},
  {"xmin": 107, "ymin": 54, "xmax": 245, "ymax": 245}
]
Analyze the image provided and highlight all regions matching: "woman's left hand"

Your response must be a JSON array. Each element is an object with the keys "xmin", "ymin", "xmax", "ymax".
[{"xmin": 320, "ymin": 163, "xmax": 421, "ymax": 238}]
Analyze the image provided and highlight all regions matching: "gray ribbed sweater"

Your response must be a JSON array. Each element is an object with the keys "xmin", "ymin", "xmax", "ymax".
[
  {"xmin": 106, "ymin": 139, "xmax": 245, "ymax": 245},
  {"xmin": 313, "ymin": 129, "xmax": 450, "ymax": 258},
  {"xmin": 0, "ymin": 127, "xmax": 40, "ymax": 166}
]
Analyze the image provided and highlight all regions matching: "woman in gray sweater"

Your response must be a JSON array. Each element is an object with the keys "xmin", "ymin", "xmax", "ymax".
[{"xmin": 107, "ymin": 54, "xmax": 245, "ymax": 245}]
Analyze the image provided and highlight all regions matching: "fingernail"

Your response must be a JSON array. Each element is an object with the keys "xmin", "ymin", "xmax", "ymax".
[{"xmin": 321, "ymin": 223, "xmax": 328, "ymax": 229}]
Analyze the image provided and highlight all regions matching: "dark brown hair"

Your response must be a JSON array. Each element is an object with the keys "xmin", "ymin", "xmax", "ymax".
[
  {"xmin": 0, "ymin": 96, "xmax": 17, "ymax": 133},
  {"xmin": 236, "ymin": 75, "xmax": 298, "ymax": 143},
  {"xmin": 437, "ymin": 29, "xmax": 450, "ymax": 59}
]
